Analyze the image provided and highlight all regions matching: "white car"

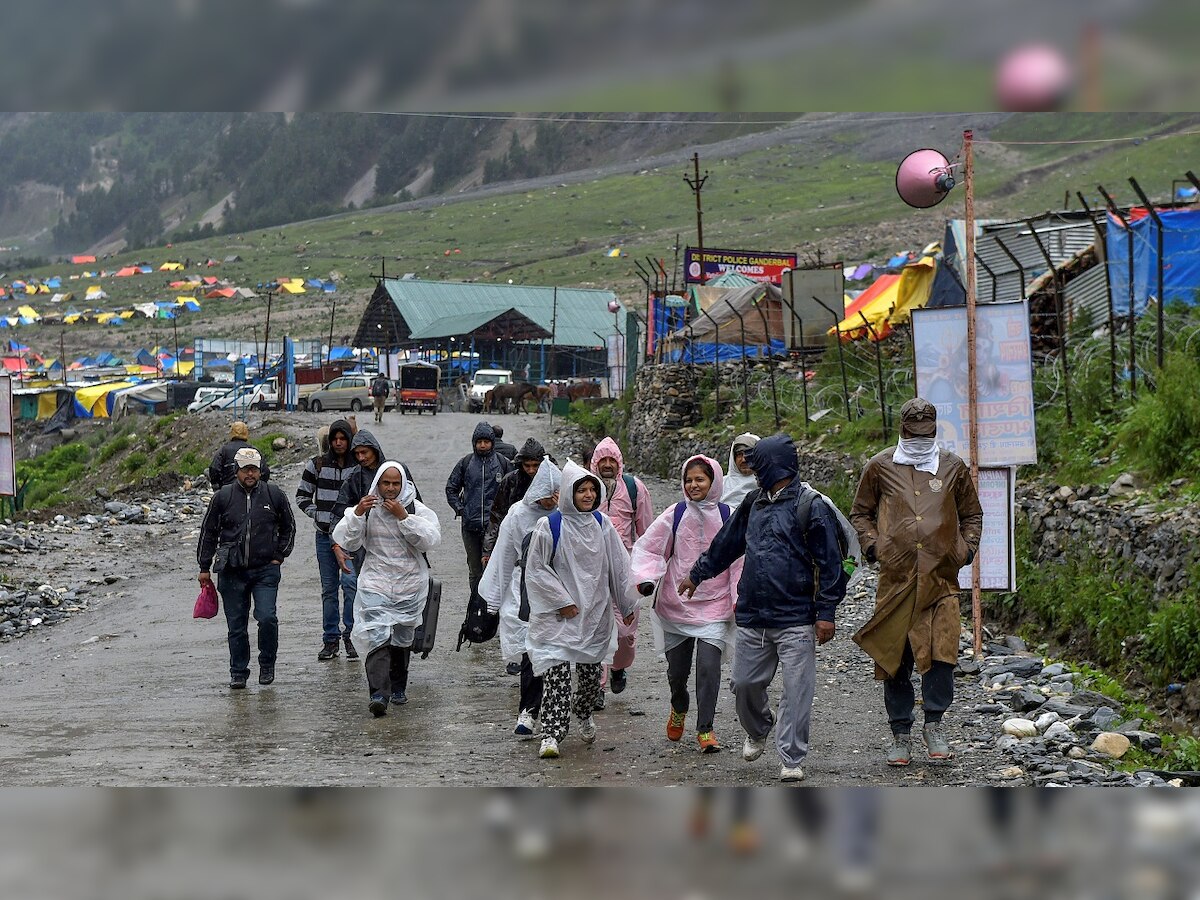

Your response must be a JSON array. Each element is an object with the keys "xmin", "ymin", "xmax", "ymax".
[
  {"xmin": 468, "ymin": 369, "xmax": 513, "ymax": 409},
  {"xmin": 190, "ymin": 383, "xmax": 277, "ymax": 413}
]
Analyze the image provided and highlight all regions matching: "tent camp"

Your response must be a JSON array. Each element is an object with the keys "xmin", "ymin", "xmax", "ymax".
[
  {"xmin": 662, "ymin": 273, "xmax": 786, "ymax": 362},
  {"xmin": 834, "ymin": 257, "xmax": 938, "ymax": 340}
]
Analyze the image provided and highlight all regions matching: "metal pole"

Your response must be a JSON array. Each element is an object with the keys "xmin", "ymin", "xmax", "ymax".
[
  {"xmin": 973, "ymin": 253, "xmax": 998, "ymax": 305},
  {"xmin": 1076, "ymin": 192, "xmax": 1117, "ymax": 400},
  {"xmin": 60, "ymin": 330, "xmax": 66, "ymax": 385},
  {"xmin": 812, "ymin": 295, "xmax": 852, "ymax": 421},
  {"xmin": 991, "ymin": 236, "xmax": 1026, "ymax": 300},
  {"xmin": 550, "ymin": 286, "xmax": 557, "ymax": 381},
  {"xmin": 720, "ymin": 297, "xmax": 751, "ymax": 425},
  {"xmin": 1098, "ymin": 185, "xmax": 1136, "ymax": 399},
  {"xmin": 749, "ymin": 290, "xmax": 781, "ymax": 429},
  {"xmin": 1128, "ymin": 177, "xmax": 1164, "ymax": 370},
  {"xmin": 775, "ymin": 291, "xmax": 809, "ymax": 432},
  {"xmin": 963, "ymin": 128, "xmax": 983, "ymax": 659},
  {"xmin": 1025, "ymin": 219, "xmax": 1073, "ymax": 426},
  {"xmin": 858, "ymin": 312, "xmax": 888, "ymax": 440},
  {"xmin": 696, "ymin": 305, "xmax": 722, "ymax": 413}
]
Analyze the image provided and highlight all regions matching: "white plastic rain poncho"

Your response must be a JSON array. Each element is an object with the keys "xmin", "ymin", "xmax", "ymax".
[
  {"xmin": 630, "ymin": 454, "xmax": 737, "ymax": 656},
  {"xmin": 332, "ymin": 461, "xmax": 441, "ymax": 658},
  {"xmin": 799, "ymin": 480, "xmax": 866, "ymax": 592},
  {"xmin": 522, "ymin": 461, "xmax": 636, "ymax": 676},
  {"xmin": 720, "ymin": 432, "xmax": 761, "ymax": 509},
  {"xmin": 478, "ymin": 459, "xmax": 562, "ymax": 663}
]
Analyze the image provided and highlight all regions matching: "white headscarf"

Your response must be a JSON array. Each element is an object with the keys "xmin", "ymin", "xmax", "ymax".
[
  {"xmin": 368, "ymin": 461, "xmax": 417, "ymax": 506},
  {"xmin": 721, "ymin": 432, "xmax": 761, "ymax": 509}
]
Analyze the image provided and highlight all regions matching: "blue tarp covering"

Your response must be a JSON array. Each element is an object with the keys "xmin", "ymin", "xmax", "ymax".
[
  {"xmin": 1108, "ymin": 208, "xmax": 1200, "ymax": 316},
  {"xmin": 135, "ymin": 349, "xmax": 156, "ymax": 367},
  {"xmin": 850, "ymin": 263, "xmax": 874, "ymax": 281},
  {"xmin": 666, "ymin": 340, "xmax": 786, "ymax": 364},
  {"xmin": 886, "ymin": 253, "xmax": 910, "ymax": 268},
  {"xmin": 328, "ymin": 347, "xmax": 354, "ymax": 361}
]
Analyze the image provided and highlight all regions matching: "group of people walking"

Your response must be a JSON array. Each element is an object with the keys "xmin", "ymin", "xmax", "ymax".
[{"xmin": 195, "ymin": 397, "xmax": 982, "ymax": 781}]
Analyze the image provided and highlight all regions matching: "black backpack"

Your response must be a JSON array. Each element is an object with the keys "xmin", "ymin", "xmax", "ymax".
[{"xmin": 456, "ymin": 588, "xmax": 499, "ymax": 650}]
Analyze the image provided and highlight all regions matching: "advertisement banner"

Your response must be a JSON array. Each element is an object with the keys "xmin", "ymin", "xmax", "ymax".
[
  {"xmin": 0, "ymin": 375, "xmax": 12, "ymax": 496},
  {"xmin": 684, "ymin": 247, "xmax": 797, "ymax": 285},
  {"xmin": 911, "ymin": 300, "xmax": 1037, "ymax": 466},
  {"xmin": 958, "ymin": 467, "xmax": 1016, "ymax": 592}
]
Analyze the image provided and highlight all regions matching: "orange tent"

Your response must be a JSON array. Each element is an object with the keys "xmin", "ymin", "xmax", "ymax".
[
  {"xmin": 115, "ymin": 266, "xmax": 138, "ymax": 277},
  {"xmin": 72, "ymin": 255, "xmax": 97, "ymax": 264}
]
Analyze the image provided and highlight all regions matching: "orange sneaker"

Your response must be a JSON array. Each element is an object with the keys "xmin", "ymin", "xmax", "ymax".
[
  {"xmin": 697, "ymin": 731, "xmax": 721, "ymax": 753},
  {"xmin": 729, "ymin": 822, "xmax": 760, "ymax": 856},
  {"xmin": 666, "ymin": 708, "xmax": 686, "ymax": 741}
]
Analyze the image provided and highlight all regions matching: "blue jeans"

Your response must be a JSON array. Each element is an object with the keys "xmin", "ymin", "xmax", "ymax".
[
  {"xmin": 219, "ymin": 564, "xmax": 282, "ymax": 679},
  {"xmin": 315, "ymin": 531, "xmax": 357, "ymax": 641}
]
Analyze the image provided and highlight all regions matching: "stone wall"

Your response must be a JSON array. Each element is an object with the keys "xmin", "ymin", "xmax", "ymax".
[{"xmin": 1019, "ymin": 475, "xmax": 1199, "ymax": 594}]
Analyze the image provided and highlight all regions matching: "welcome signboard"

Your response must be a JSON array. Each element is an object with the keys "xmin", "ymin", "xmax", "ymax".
[{"xmin": 683, "ymin": 247, "xmax": 797, "ymax": 286}]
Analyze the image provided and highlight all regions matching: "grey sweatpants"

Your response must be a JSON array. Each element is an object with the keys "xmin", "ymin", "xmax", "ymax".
[{"xmin": 731, "ymin": 624, "xmax": 816, "ymax": 769}]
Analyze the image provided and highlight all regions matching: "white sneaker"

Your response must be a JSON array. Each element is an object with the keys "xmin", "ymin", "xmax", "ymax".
[
  {"xmin": 539, "ymin": 737, "xmax": 560, "ymax": 759},
  {"xmin": 779, "ymin": 765, "xmax": 805, "ymax": 782},
  {"xmin": 578, "ymin": 715, "xmax": 597, "ymax": 744},
  {"xmin": 514, "ymin": 710, "xmax": 537, "ymax": 738},
  {"xmin": 743, "ymin": 735, "xmax": 767, "ymax": 762}
]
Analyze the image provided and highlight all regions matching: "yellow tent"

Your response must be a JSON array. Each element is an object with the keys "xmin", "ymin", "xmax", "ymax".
[
  {"xmin": 835, "ymin": 257, "xmax": 937, "ymax": 340},
  {"xmin": 281, "ymin": 280, "xmax": 306, "ymax": 294},
  {"xmin": 174, "ymin": 360, "xmax": 195, "ymax": 377},
  {"xmin": 73, "ymin": 381, "xmax": 136, "ymax": 419},
  {"xmin": 17, "ymin": 305, "xmax": 40, "ymax": 321},
  {"xmin": 159, "ymin": 262, "xmax": 184, "ymax": 271},
  {"xmin": 119, "ymin": 310, "xmax": 135, "ymax": 319},
  {"xmin": 175, "ymin": 296, "xmax": 195, "ymax": 304}
]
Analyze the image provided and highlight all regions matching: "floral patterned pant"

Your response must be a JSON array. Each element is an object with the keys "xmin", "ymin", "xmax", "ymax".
[{"xmin": 540, "ymin": 662, "xmax": 602, "ymax": 742}]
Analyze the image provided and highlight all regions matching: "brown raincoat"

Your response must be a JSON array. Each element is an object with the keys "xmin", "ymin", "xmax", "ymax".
[{"xmin": 850, "ymin": 449, "xmax": 983, "ymax": 679}]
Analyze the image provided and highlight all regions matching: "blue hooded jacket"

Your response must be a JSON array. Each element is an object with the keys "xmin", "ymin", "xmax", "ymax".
[
  {"xmin": 689, "ymin": 433, "xmax": 846, "ymax": 629},
  {"xmin": 444, "ymin": 421, "xmax": 513, "ymax": 532}
]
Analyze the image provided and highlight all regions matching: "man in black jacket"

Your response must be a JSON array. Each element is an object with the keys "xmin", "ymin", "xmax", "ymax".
[
  {"xmin": 444, "ymin": 421, "xmax": 511, "ymax": 596},
  {"xmin": 490, "ymin": 424, "xmax": 518, "ymax": 462},
  {"xmin": 482, "ymin": 437, "xmax": 547, "ymax": 561},
  {"xmin": 197, "ymin": 447, "xmax": 296, "ymax": 689},
  {"xmin": 208, "ymin": 421, "xmax": 271, "ymax": 489},
  {"xmin": 680, "ymin": 433, "xmax": 846, "ymax": 783}
]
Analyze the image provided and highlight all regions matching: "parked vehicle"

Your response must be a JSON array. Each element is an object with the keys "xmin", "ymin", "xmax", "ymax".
[
  {"xmin": 303, "ymin": 373, "xmax": 389, "ymax": 413},
  {"xmin": 468, "ymin": 368, "xmax": 512, "ymax": 412},
  {"xmin": 397, "ymin": 362, "xmax": 440, "ymax": 415},
  {"xmin": 187, "ymin": 386, "xmax": 236, "ymax": 413},
  {"xmin": 189, "ymin": 382, "xmax": 278, "ymax": 413}
]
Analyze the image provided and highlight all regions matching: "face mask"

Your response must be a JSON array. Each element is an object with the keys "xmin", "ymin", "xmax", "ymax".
[{"xmin": 898, "ymin": 437, "xmax": 936, "ymax": 455}]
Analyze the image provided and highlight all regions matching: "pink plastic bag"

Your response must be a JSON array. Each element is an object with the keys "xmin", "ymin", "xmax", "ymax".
[{"xmin": 193, "ymin": 582, "xmax": 219, "ymax": 619}]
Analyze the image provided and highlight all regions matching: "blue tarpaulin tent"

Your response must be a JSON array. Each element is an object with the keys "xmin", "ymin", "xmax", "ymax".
[
  {"xmin": 666, "ymin": 340, "xmax": 785, "ymax": 364},
  {"xmin": 1107, "ymin": 208, "xmax": 1200, "ymax": 316}
]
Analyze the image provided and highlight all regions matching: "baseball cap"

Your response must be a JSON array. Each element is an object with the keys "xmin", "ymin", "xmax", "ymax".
[{"xmin": 234, "ymin": 447, "xmax": 262, "ymax": 469}]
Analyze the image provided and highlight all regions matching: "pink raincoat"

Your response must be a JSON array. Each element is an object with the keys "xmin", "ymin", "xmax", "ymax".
[
  {"xmin": 629, "ymin": 454, "xmax": 737, "ymax": 654},
  {"xmin": 589, "ymin": 437, "xmax": 654, "ymax": 673}
]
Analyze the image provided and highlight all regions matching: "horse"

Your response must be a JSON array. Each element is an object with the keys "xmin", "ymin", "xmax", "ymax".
[
  {"xmin": 564, "ymin": 381, "xmax": 602, "ymax": 402},
  {"xmin": 534, "ymin": 385, "xmax": 554, "ymax": 413},
  {"xmin": 486, "ymin": 381, "xmax": 537, "ymax": 414}
]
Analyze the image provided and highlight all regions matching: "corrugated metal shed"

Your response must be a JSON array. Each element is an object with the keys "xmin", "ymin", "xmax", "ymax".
[
  {"xmin": 357, "ymin": 279, "xmax": 621, "ymax": 348},
  {"xmin": 948, "ymin": 212, "xmax": 1099, "ymax": 305},
  {"xmin": 1063, "ymin": 264, "xmax": 1112, "ymax": 329}
]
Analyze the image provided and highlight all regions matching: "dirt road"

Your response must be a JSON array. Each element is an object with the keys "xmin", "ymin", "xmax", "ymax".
[{"xmin": 0, "ymin": 410, "xmax": 1010, "ymax": 785}]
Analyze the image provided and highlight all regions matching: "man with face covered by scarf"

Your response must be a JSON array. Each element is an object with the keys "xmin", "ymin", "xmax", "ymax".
[{"xmin": 850, "ymin": 397, "xmax": 983, "ymax": 767}]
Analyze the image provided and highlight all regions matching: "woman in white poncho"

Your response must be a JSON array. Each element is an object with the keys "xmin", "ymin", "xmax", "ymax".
[
  {"xmin": 332, "ymin": 461, "xmax": 440, "ymax": 717},
  {"xmin": 478, "ymin": 459, "xmax": 562, "ymax": 738},
  {"xmin": 522, "ymin": 461, "xmax": 636, "ymax": 759}
]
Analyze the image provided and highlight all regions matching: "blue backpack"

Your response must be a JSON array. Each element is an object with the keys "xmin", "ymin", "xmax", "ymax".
[{"xmin": 518, "ymin": 509, "xmax": 603, "ymax": 621}]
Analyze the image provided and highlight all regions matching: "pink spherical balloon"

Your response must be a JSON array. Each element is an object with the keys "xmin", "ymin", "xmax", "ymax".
[
  {"xmin": 607, "ymin": 300, "xmax": 621, "ymax": 313},
  {"xmin": 996, "ymin": 44, "xmax": 1072, "ymax": 112}
]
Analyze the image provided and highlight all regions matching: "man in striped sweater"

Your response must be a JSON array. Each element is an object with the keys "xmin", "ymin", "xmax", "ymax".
[{"xmin": 296, "ymin": 418, "xmax": 360, "ymax": 661}]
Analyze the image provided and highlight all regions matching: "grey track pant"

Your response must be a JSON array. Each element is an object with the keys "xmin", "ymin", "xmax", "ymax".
[{"xmin": 731, "ymin": 624, "xmax": 816, "ymax": 769}]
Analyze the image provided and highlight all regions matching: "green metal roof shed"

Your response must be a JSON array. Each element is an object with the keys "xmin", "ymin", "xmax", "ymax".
[{"xmin": 354, "ymin": 278, "xmax": 623, "ymax": 349}]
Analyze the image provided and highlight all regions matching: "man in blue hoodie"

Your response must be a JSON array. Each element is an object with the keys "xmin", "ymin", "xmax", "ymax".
[
  {"xmin": 445, "ymin": 421, "xmax": 512, "ymax": 597},
  {"xmin": 680, "ymin": 433, "xmax": 846, "ymax": 783}
]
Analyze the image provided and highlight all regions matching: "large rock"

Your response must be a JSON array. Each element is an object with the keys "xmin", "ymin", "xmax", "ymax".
[
  {"xmin": 1003, "ymin": 718, "xmax": 1038, "ymax": 738},
  {"xmin": 1043, "ymin": 721, "xmax": 1075, "ymax": 742},
  {"xmin": 1090, "ymin": 732, "xmax": 1132, "ymax": 759}
]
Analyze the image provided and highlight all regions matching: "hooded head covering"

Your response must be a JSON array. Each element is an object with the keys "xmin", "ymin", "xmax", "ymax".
[
  {"xmin": 525, "ymin": 458, "xmax": 562, "ymax": 507},
  {"xmin": 682, "ymin": 454, "xmax": 724, "ymax": 510},
  {"xmin": 515, "ymin": 437, "xmax": 547, "ymax": 463},
  {"xmin": 589, "ymin": 437, "xmax": 624, "ymax": 479},
  {"xmin": 899, "ymin": 397, "xmax": 938, "ymax": 437},
  {"xmin": 561, "ymin": 460, "xmax": 606, "ymax": 518},
  {"xmin": 349, "ymin": 429, "xmax": 385, "ymax": 472},
  {"xmin": 368, "ymin": 460, "xmax": 416, "ymax": 507},
  {"xmin": 229, "ymin": 421, "xmax": 249, "ymax": 440},
  {"xmin": 472, "ymin": 421, "xmax": 496, "ymax": 454},
  {"xmin": 722, "ymin": 432, "xmax": 761, "ymax": 508},
  {"xmin": 748, "ymin": 433, "xmax": 798, "ymax": 492},
  {"xmin": 326, "ymin": 418, "xmax": 354, "ymax": 462}
]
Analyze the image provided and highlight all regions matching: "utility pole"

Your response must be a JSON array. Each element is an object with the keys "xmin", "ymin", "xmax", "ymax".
[
  {"xmin": 262, "ymin": 289, "xmax": 274, "ymax": 377},
  {"xmin": 327, "ymin": 296, "xmax": 336, "ymax": 371},
  {"xmin": 684, "ymin": 153, "xmax": 709, "ymax": 283},
  {"xmin": 549, "ymin": 286, "xmax": 558, "ymax": 381},
  {"xmin": 59, "ymin": 330, "xmax": 66, "ymax": 385}
]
